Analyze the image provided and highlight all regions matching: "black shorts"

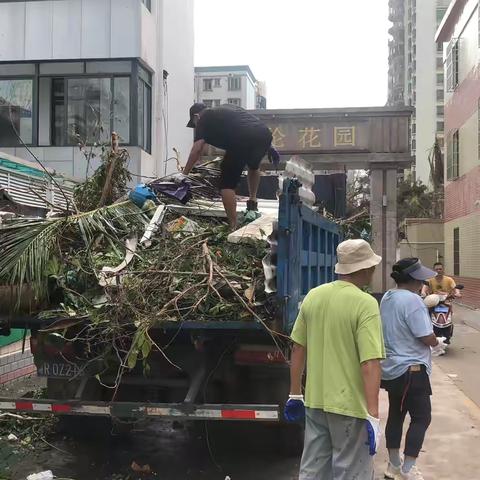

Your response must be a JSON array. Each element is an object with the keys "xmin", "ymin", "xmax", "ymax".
[{"xmin": 219, "ymin": 129, "xmax": 272, "ymax": 190}]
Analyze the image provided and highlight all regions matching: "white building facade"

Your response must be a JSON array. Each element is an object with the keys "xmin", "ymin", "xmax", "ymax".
[
  {"xmin": 388, "ymin": 0, "xmax": 450, "ymax": 185},
  {"xmin": 0, "ymin": 0, "xmax": 194, "ymax": 180},
  {"xmin": 194, "ymin": 65, "xmax": 265, "ymax": 110}
]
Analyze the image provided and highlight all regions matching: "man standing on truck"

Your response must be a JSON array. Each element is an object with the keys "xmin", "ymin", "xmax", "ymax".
[
  {"xmin": 286, "ymin": 239, "xmax": 385, "ymax": 480},
  {"xmin": 183, "ymin": 103, "xmax": 277, "ymax": 230}
]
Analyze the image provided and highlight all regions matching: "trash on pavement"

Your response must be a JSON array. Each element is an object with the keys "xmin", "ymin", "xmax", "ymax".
[
  {"xmin": 131, "ymin": 461, "xmax": 153, "ymax": 474},
  {"xmin": 7, "ymin": 433, "xmax": 18, "ymax": 442},
  {"xmin": 166, "ymin": 215, "xmax": 201, "ymax": 234},
  {"xmin": 26, "ymin": 471, "xmax": 54, "ymax": 480}
]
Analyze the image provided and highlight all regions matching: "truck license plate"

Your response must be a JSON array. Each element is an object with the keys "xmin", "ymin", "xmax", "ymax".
[{"xmin": 37, "ymin": 362, "xmax": 81, "ymax": 378}]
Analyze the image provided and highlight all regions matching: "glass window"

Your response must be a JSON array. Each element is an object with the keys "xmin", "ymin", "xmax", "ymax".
[
  {"xmin": 437, "ymin": 89, "xmax": 444, "ymax": 101},
  {"xmin": 138, "ymin": 79, "xmax": 151, "ymax": 153},
  {"xmin": 0, "ymin": 64, "xmax": 35, "ymax": 75},
  {"xmin": 214, "ymin": 78, "xmax": 221, "ymax": 87},
  {"xmin": 51, "ymin": 76, "xmax": 130, "ymax": 146},
  {"xmin": 437, "ymin": 121, "xmax": 444, "ymax": 132},
  {"xmin": 453, "ymin": 228, "xmax": 460, "ymax": 276},
  {"xmin": 40, "ymin": 62, "xmax": 84, "ymax": 75},
  {"xmin": 86, "ymin": 61, "xmax": 132, "ymax": 74},
  {"xmin": 141, "ymin": 0, "xmax": 151, "ymax": 11},
  {"xmin": 437, "ymin": 105, "xmax": 444, "ymax": 116},
  {"xmin": 203, "ymin": 100, "xmax": 213, "ymax": 107},
  {"xmin": 68, "ymin": 78, "xmax": 111, "ymax": 144},
  {"xmin": 228, "ymin": 77, "xmax": 241, "ymax": 91},
  {"xmin": 113, "ymin": 78, "xmax": 130, "ymax": 144},
  {"xmin": 0, "ymin": 79, "xmax": 33, "ymax": 146},
  {"xmin": 228, "ymin": 98, "xmax": 241, "ymax": 107},
  {"xmin": 203, "ymin": 79, "xmax": 212, "ymax": 91}
]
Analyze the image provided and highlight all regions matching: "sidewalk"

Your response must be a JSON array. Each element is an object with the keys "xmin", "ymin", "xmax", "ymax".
[
  {"xmin": 374, "ymin": 364, "xmax": 480, "ymax": 480},
  {"xmin": 456, "ymin": 304, "xmax": 480, "ymax": 332}
]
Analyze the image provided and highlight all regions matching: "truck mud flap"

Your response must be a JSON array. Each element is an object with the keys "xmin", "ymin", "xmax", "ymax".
[{"xmin": 0, "ymin": 399, "xmax": 280, "ymax": 421}]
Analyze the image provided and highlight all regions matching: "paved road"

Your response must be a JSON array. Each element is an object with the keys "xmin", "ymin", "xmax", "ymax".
[
  {"xmin": 434, "ymin": 305, "xmax": 480, "ymax": 407},
  {"xmin": 3, "ymin": 306, "xmax": 480, "ymax": 480}
]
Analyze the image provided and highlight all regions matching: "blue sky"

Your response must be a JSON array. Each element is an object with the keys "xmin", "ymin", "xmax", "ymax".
[{"xmin": 195, "ymin": 0, "xmax": 389, "ymax": 109}]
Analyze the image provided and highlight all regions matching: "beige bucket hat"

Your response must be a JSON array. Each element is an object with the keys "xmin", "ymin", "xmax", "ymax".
[{"xmin": 335, "ymin": 239, "xmax": 382, "ymax": 275}]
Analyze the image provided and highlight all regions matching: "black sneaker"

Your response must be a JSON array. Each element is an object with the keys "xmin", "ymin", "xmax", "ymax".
[{"xmin": 246, "ymin": 200, "xmax": 258, "ymax": 211}]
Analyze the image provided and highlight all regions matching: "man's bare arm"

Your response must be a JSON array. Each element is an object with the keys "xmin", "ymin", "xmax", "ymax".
[
  {"xmin": 289, "ymin": 343, "xmax": 306, "ymax": 395},
  {"xmin": 361, "ymin": 359, "xmax": 382, "ymax": 418},
  {"xmin": 183, "ymin": 139, "xmax": 206, "ymax": 175},
  {"xmin": 420, "ymin": 333, "xmax": 438, "ymax": 347}
]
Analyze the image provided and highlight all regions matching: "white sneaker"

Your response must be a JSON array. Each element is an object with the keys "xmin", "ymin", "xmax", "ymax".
[
  {"xmin": 384, "ymin": 462, "xmax": 401, "ymax": 479},
  {"xmin": 395, "ymin": 465, "xmax": 424, "ymax": 480}
]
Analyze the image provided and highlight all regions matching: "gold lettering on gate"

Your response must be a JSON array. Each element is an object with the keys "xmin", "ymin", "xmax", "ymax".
[
  {"xmin": 270, "ymin": 127, "xmax": 286, "ymax": 148},
  {"xmin": 298, "ymin": 127, "xmax": 321, "ymax": 148},
  {"xmin": 334, "ymin": 127, "xmax": 356, "ymax": 147}
]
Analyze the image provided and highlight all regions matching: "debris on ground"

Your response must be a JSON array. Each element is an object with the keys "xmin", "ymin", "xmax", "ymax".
[
  {"xmin": 7, "ymin": 434, "xmax": 18, "ymax": 442},
  {"xmin": 130, "ymin": 461, "xmax": 152, "ymax": 475},
  {"xmin": 26, "ymin": 470, "xmax": 54, "ymax": 480}
]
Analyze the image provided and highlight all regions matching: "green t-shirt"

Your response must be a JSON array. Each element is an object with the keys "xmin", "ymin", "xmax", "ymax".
[{"xmin": 291, "ymin": 280, "xmax": 385, "ymax": 419}]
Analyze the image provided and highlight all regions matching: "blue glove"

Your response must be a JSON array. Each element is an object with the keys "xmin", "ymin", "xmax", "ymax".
[
  {"xmin": 268, "ymin": 146, "xmax": 280, "ymax": 168},
  {"xmin": 366, "ymin": 415, "xmax": 381, "ymax": 456},
  {"xmin": 284, "ymin": 395, "xmax": 305, "ymax": 422}
]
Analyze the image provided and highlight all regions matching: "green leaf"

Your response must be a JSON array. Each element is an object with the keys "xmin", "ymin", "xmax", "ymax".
[{"xmin": 127, "ymin": 350, "xmax": 138, "ymax": 370}]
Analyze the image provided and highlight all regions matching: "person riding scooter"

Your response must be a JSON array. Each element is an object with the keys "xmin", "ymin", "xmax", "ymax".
[
  {"xmin": 423, "ymin": 285, "xmax": 464, "ymax": 346},
  {"xmin": 422, "ymin": 262, "xmax": 463, "ymax": 346}
]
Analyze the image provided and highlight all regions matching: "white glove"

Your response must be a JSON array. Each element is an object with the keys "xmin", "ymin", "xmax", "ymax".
[
  {"xmin": 366, "ymin": 414, "xmax": 381, "ymax": 456},
  {"xmin": 431, "ymin": 337, "xmax": 447, "ymax": 356}
]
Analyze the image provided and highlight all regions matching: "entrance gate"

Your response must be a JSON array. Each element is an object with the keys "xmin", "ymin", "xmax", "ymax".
[{"xmin": 253, "ymin": 106, "xmax": 413, "ymax": 292}]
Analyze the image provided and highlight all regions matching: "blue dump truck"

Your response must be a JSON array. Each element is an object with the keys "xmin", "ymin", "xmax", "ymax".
[{"xmin": 0, "ymin": 179, "xmax": 340, "ymax": 454}]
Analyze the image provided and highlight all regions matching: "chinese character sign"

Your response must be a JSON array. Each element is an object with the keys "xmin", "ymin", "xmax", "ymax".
[
  {"xmin": 270, "ymin": 127, "xmax": 286, "ymax": 148},
  {"xmin": 334, "ymin": 127, "xmax": 356, "ymax": 147},
  {"xmin": 298, "ymin": 127, "xmax": 321, "ymax": 148}
]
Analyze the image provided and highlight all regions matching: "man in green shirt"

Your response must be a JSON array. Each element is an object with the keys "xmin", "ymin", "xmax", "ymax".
[{"xmin": 287, "ymin": 239, "xmax": 385, "ymax": 480}]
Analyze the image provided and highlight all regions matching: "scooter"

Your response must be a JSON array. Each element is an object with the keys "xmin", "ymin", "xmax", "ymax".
[{"xmin": 423, "ymin": 285, "xmax": 464, "ymax": 346}]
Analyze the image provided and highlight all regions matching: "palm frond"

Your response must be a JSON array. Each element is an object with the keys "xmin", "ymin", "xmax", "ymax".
[{"xmin": 0, "ymin": 201, "xmax": 148, "ymax": 305}]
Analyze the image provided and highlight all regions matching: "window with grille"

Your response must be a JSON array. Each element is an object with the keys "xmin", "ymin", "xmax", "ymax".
[
  {"xmin": 453, "ymin": 228, "xmax": 460, "ymax": 276},
  {"xmin": 228, "ymin": 77, "xmax": 241, "ymax": 91},
  {"xmin": 447, "ymin": 130, "xmax": 459, "ymax": 180},
  {"xmin": 446, "ymin": 39, "xmax": 459, "ymax": 91},
  {"xmin": 203, "ymin": 79, "xmax": 212, "ymax": 91}
]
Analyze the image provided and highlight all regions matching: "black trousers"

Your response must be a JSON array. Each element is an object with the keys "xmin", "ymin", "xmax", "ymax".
[{"xmin": 382, "ymin": 367, "xmax": 432, "ymax": 458}]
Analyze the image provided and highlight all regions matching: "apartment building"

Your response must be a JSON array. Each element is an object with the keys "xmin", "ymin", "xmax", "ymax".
[
  {"xmin": 194, "ymin": 65, "xmax": 266, "ymax": 110},
  {"xmin": 388, "ymin": 0, "xmax": 450, "ymax": 184},
  {"xmin": 436, "ymin": 0, "xmax": 480, "ymax": 307},
  {"xmin": 0, "ymin": 0, "xmax": 194, "ymax": 180}
]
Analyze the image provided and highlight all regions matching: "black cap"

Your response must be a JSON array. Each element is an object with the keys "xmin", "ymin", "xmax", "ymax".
[{"xmin": 187, "ymin": 103, "xmax": 207, "ymax": 128}]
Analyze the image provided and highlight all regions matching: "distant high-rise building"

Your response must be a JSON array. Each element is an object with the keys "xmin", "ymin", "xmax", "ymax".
[
  {"xmin": 194, "ymin": 65, "xmax": 266, "ymax": 110},
  {"xmin": 387, "ymin": 0, "xmax": 450, "ymax": 184}
]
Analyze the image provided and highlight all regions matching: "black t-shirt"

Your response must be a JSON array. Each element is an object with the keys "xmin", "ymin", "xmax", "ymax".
[{"xmin": 194, "ymin": 105, "xmax": 269, "ymax": 151}]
